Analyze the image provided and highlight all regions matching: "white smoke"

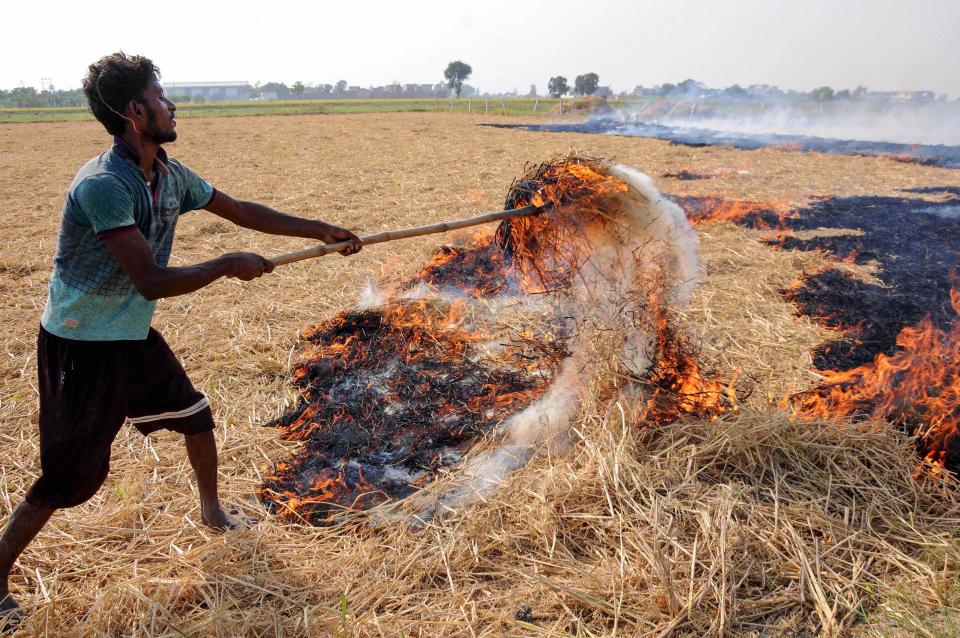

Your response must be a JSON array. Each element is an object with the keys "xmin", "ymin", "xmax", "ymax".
[
  {"xmin": 607, "ymin": 164, "xmax": 701, "ymax": 307},
  {"xmin": 626, "ymin": 101, "xmax": 960, "ymax": 147},
  {"xmin": 356, "ymin": 280, "xmax": 386, "ymax": 309}
]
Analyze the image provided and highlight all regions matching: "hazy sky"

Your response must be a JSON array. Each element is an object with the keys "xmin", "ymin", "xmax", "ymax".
[{"xmin": 5, "ymin": 0, "xmax": 960, "ymax": 96}]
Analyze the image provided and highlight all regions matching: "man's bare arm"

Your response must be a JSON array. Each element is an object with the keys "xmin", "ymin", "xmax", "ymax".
[
  {"xmin": 101, "ymin": 229, "xmax": 273, "ymax": 301},
  {"xmin": 202, "ymin": 190, "xmax": 361, "ymax": 254}
]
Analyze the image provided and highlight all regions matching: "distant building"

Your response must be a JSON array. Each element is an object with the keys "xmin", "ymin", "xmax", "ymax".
[
  {"xmin": 403, "ymin": 83, "xmax": 434, "ymax": 96},
  {"xmin": 594, "ymin": 86, "xmax": 612, "ymax": 97},
  {"xmin": 892, "ymin": 90, "xmax": 935, "ymax": 103},
  {"xmin": 163, "ymin": 81, "xmax": 251, "ymax": 102}
]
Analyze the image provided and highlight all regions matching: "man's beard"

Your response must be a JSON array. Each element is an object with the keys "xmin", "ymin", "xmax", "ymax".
[{"xmin": 145, "ymin": 108, "xmax": 177, "ymax": 144}]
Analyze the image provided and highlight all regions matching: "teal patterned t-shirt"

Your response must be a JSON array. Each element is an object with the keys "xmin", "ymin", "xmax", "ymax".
[{"xmin": 40, "ymin": 138, "xmax": 214, "ymax": 340}]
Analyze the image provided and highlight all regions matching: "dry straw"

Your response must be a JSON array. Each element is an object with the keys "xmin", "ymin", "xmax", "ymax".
[{"xmin": 0, "ymin": 113, "xmax": 958, "ymax": 636}]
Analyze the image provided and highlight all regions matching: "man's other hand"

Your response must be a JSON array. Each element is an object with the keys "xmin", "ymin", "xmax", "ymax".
[
  {"xmin": 221, "ymin": 252, "xmax": 274, "ymax": 280},
  {"xmin": 317, "ymin": 223, "xmax": 362, "ymax": 256}
]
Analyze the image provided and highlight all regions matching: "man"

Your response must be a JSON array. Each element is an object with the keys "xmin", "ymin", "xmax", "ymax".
[{"xmin": 0, "ymin": 52, "xmax": 360, "ymax": 625}]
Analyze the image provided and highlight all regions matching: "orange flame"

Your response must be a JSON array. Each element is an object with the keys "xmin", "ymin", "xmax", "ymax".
[
  {"xmin": 266, "ymin": 466, "xmax": 379, "ymax": 523},
  {"xmin": 500, "ymin": 159, "xmax": 631, "ymax": 292},
  {"xmin": 524, "ymin": 161, "xmax": 629, "ymax": 210},
  {"xmin": 641, "ymin": 301, "xmax": 739, "ymax": 424},
  {"xmin": 406, "ymin": 227, "xmax": 511, "ymax": 297},
  {"xmin": 793, "ymin": 287, "xmax": 960, "ymax": 470},
  {"xmin": 677, "ymin": 196, "xmax": 796, "ymax": 230}
]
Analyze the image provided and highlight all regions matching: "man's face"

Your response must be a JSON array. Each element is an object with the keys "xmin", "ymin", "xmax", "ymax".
[{"xmin": 137, "ymin": 79, "xmax": 177, "ymax": 144}]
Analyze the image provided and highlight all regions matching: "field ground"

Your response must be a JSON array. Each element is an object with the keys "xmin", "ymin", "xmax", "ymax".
[
  {"xmin": 1, "ymin": 113, "xmax": 959, "ymax": 636},
  {"xmin": 8, "ymin": 95, "xmax": 955, "ymax": 124},
  {"xmin": 0, "ymin": 98, "xmax": 564, "ymax": 123}
]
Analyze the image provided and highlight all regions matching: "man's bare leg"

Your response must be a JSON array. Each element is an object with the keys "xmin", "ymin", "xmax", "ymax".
[
  {"xmin": 0, "ymin": 499, "xmax": 55, "ymax": 626},
  {"xmin": 184, "ymin": 430, "xmax": 256, "ymax": 530}
]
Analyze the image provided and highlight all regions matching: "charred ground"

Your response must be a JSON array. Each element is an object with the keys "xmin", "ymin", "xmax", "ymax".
[{"xmin": 680, "ymin": 188, "xmax": 960, "ymax": 370}]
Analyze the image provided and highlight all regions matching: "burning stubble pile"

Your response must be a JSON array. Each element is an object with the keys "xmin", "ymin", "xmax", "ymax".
[{"xmin": 257, "ymin": 156, "xmax": 731, "ymax": 524}]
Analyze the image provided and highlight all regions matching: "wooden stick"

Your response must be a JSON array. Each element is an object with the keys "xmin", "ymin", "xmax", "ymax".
[{"xmin": 270, "ymin": 204, "xmax": 543, "ymax": 267}]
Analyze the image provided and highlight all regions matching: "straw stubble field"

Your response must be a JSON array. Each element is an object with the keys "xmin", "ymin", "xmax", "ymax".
[{"xmin": 1, "ymin": 112, "xmax": 959, "ymax": 636}]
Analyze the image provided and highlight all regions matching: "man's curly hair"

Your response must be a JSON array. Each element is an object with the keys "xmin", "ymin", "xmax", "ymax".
[{"xmin": 82, "ymin": 52, "xmax": 160, "ymax": 135}]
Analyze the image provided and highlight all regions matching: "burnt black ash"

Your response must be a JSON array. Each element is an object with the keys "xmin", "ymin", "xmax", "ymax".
[
  {"xmin": 774, "ymin": 192, "xmax": 959, "ymax": 369},
  {"xmin": 677, "ymin": 190, "xmax": 959, "ymax": 368},
  {"xmin": 259, "ymin": 304, "xmax": 563, "ymax": 524},
  {"xmin": 662, "ymin": 169, "xmax": 714, "ymax": 181},
  {"xmin": 400, "ymin": 239, "xmax": 516, "ymax": 298},
  {"xmin": 486, "ymin": 120, "xmax": 960, "ymax": 168}
]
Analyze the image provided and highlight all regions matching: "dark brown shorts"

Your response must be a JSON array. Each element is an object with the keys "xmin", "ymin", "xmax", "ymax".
[{"xmin": 25, "ymin": 326, "xmax": 215, "ymax": 509}]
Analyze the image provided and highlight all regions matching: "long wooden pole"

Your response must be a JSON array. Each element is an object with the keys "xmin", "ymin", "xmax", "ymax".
[{"xmin": 270, "ymin": 204, "xmax": 543, "ymax": 267}]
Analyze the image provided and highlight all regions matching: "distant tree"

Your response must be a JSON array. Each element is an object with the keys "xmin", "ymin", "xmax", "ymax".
[
  {"xmin": 317, "ymin": 83, "xmax": 333, "ymax": 96},
  {"xmin": 657, "ymin": 83, "xmax": 676, "ymax": 97},
  {"xmin": 527, "ymin": 84, "xmax": 537, "ymax": 97},
  {"xmin": 11, "ymin": 87, "xmax": 41, "ymax": 108},
  {"xmin": 192, "ymin": 94, "xmax": 205, "ymax": 103},
  {"xmin": 573, "ymin": 73, "xmax": 600, "ymax": 96},
  {"xmin": 811, "ymin": 86, "xmax": 834, "ymax": 102},
  {"xmin": 724, "ymin": 84, "xmax": 747, "ymax": 98},
  {"xmin": 335, "ymin": 80, "xmax": 348, "ymax": 93},
  {"xmin": 291, "ymin": 81, "xmax": 305, "ymax": 98},
  {"xmin": 261, "ymin": 82, "xmax": 291, "ymax": 99},
  {"xmin": 547, "ymin": 76, "xmax": 569, "ymax": 98},
  {"xmin": 676, "ymin": 78, "xmax": 701, "ymax": 95},
  {"xmin": 0, "ymin": 86, "xmax": 86, "ymax": 108},
  {"xmin": 852, "ymin": 85, "xmax": 868, "ymax": 100},
  {"xmin": 835, "ymin": 89, "xmax": 851, "ymax": 100},
  {"xmin": 444, "ymin": 61, "xmax": 473, "ymax": 98},
  {"xmin": 248, "ymin": 81, "xmax": 262, "ymax": 100}
]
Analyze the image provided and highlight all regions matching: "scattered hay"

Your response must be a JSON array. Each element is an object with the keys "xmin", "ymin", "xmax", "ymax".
[{"xmin": 0, "ymin": 114, "xmax": 958, "ymax": 635}]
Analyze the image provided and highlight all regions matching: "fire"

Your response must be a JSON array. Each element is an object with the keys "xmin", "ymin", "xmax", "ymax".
[
  {"xmin": 525, "ymin": 161, "xmax": 628, "ymax": 210},
  {"xmin": 260, "ymin": 155, "xmax": 734, "ymax": 524},
  {"xmin": 676, "ymin": 196, "xmax": 796, "ymax": 230},
  {"xmin": 792, "ymin": 287, "xmax": 960, "ymax": 471},
  {"xmin": 673, "ymin": 191, "xmax": 959, "ymax": 475},
  {"xmin": 498, "ymin": 157, "xmax": 631, "ymax": 292},
  {"xmin": 502, "ymin": 158, "xmax": 735, "ymax": 424},
  {"xmin": 640, "ymin": 301, "xmax": 738, "ymax": 424},
  {"xmin": 258, "ymin": 297, "xmax": 566, "ymax": 523},
  {"xmin": 402, "ymin": 228, "xmax": 512, "ymax": 298}
]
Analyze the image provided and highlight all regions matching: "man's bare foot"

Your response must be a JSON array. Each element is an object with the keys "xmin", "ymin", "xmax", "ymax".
[
  {"xmin": 200, "ymin": 505, "xmax": 257, "ymax": 531},
  {"xmin": 0, "ymin": 592, "xmax": 24, "ymax": 633}
]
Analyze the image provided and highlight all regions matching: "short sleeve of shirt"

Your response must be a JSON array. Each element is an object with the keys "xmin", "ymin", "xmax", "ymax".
[
  {"xmin": 72, "ymin": 174, "xmax": 136, "ymax": 236},
  {"xmin": 171, "ymin": 161, "xmax": 215, "ymax": 214}
]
